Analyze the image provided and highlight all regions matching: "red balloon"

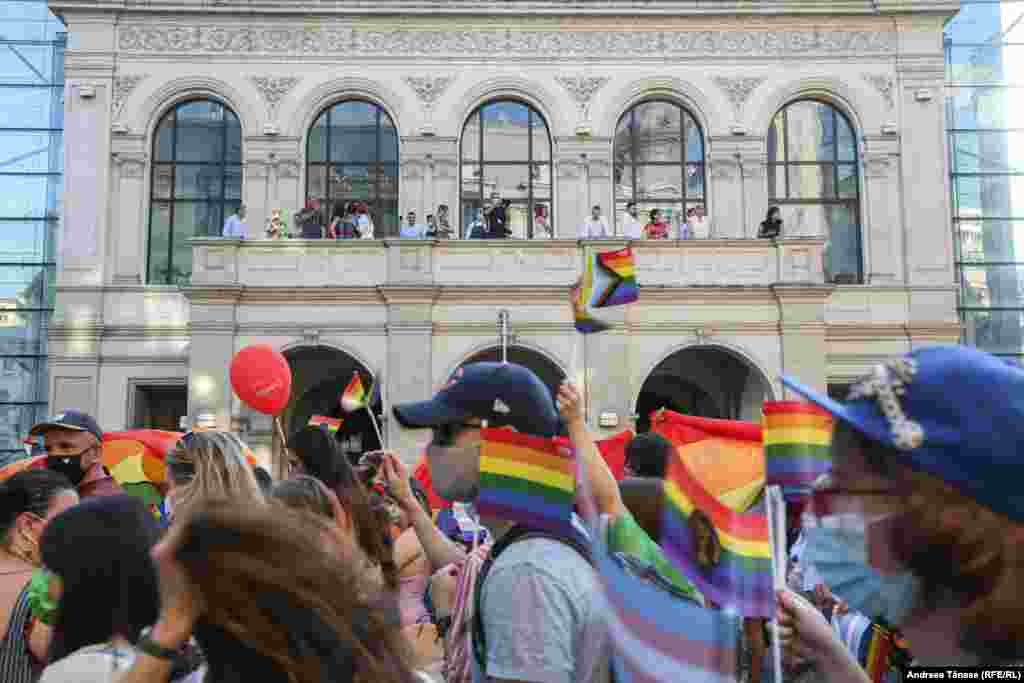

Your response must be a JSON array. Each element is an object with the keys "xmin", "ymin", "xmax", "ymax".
[{"xmin": 229, "ymin": 345, "xmax": 292, "ymax": 415}]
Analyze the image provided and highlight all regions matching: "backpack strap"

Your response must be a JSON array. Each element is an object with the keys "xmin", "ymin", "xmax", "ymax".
[{"xmin": 471, "ymin": 524, "xmax": 592, "ymax": 672}]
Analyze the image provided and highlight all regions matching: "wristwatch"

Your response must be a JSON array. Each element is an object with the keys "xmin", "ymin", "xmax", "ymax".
[{"xmin": 137, "ymin": 626, "xmax": 179, "ymax": 661}]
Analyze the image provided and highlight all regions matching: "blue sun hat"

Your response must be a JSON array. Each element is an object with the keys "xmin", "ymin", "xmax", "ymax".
[{"xmin": 782, "ymin": 345, "xmax": 1024, "ymax": 523}]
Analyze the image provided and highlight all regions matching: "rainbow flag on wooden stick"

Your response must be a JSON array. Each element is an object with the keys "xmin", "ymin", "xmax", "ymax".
[
  {"xmin": 477, "ymin": 428, "xmax": 575, "ymax": 535},
  {"xmin": 308, "ymin": 415, "xmax": 342, "ymax": 433},
  {"xmin": 661, "ymin": 445, "xmax": 774, "ymax": 618},
  {"xmin": 762, "ymin": 401, "xmax": 833, "ymax": 502}
]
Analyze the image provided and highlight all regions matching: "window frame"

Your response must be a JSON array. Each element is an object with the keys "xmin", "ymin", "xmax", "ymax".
[
  {"xmin": 147, "ymin": 98, "xmax": 242, "ymax": 285},
  {"xmin": 767, "ymin": 99, "xmax": 863, "ymax": 284},
  {"xmin": 304, "ymin": 99, "xmax": 400, "ymax": 238},
  {"xmin": 459, "ymin": 99, "xmax": 554, "ymax": 239},
  {"xmin": 613, "ymin": 99, "xmax": 708, "ymax": 233}
]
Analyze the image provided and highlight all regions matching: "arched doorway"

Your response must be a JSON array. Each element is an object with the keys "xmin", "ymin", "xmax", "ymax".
[
  {"xmin": 278, "ymin": 346, "xmax": 382, "ymax": 467},
  {"xmin": 460, "ymin": 345, "xmax": 566, "ymax": 401},
  {"xmin": 634, "ymin": 346, "xmax": 773, "ymax": 433}
]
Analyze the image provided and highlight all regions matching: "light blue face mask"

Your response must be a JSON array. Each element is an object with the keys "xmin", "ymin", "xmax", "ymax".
[{"xmin": 802, "ymin": 523, "xmax": 924, "ymax": 627}]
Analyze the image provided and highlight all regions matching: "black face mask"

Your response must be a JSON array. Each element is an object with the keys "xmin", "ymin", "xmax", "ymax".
[{"xmin": 46, "ymin": 455, "xmax": 87, "ymax": 486}]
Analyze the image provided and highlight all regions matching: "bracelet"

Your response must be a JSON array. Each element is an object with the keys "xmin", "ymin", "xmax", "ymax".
[{"xmin": 137, "ymin": 627, "xmax": 179, "ymax": 661}]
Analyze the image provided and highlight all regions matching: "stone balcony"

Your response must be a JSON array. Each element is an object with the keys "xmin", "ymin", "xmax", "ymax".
[{"xmin": 190, "ymin": 237, "xmax": 826, "ymax": 289}]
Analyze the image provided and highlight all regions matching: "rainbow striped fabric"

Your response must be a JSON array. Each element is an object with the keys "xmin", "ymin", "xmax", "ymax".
[
  {"xmin": 477, "ymin": 427, "xmax": 575, "ymax": 534},
  {"xmin": 340, "ymin": 371, "xmax": 371, "ymax": 412},
  {"xmin": 308, "ymin": 415, "xmax": 342, "ymax": 433},
  {"xmin": 591, "ymin": 247, "xmax": 639, "ymax": 308},
  {"xmin": 571, "ymin": 277, "xmax": 611, "ymax": 334},
  {"xmin": 762, "ymin": 401, "xmax": 833, "ymax": 502},
  {"xmin": 598, "ymin": 545, "xmax": 740, "ymax": 683},
  {"xmin": 661, "ymin": 445, "xmax": 774, "ymax": 618}
]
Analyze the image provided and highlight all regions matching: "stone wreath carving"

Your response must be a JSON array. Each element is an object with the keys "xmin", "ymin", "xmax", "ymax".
[
  {"xmin": 404, "ymin": 75, "xmax": 454, "ymax": 108},
  {"xmin": 555, "ymin": 75, "xmax": 609, "ymax": 121},
  {"xmin": 713, "ymin": 76, "xmax": 765, "ymax": 116},
  {"xmin": 250, "ymin": 76, "xmax": 301, "ymax": 121},
  {"xmin": 118, "ymin": 26, "xmax": 896, "ymax": 58}
]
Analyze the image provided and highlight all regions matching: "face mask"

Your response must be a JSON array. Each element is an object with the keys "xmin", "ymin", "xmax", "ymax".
[
  {"xmin": 425, "ymin": 443, "xmax": 481, "ymax": 502},
  {"xmin": 46, "ymin": 455, "xmax": 87, "ymax": 486},
  {"xmin": 27, "ymin": 568, "xmax": 59, "ymax": 625},
  {"xmin": 802, "ymin": 520, "xmax": 924, "ymax": 626}
]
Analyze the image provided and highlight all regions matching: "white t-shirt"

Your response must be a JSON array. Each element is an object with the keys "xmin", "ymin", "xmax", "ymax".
[
  {"xmin": 222, "ymin": 214, "xmax": 247, "ymax": 239},
  {"xmin": 578, "ymin": 217, "xmax": 609, "ymax": 239},
  {"xmin": 39, "ymin": 643, "xmax": 205, "ymax": 683},
  {"xmin": 620, "ymin": 215, "xmax": 643, "ymax": 239},
  {"xmin": 357, "ymin": 214, "xmax": 374, "ymax": 239}
]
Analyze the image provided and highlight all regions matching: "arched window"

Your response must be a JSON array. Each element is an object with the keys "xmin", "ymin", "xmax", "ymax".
[
  {"xmin": 614, "ymin": 100, "xmax": 706, "ymax": 235},
  {"xmin": 768, "ymin": 100, "xmax": 861, "ymax": 283},
  {"xmin": 148, "ymin": 99, "xmax": 242, "ymax": 285},
  {"xmin": 461, "ymin": 100, "xmax": 552, "ymax": 239},
  {"xmin": 307, "ymin": 100, "xmax": 399, "ymax": 237}
]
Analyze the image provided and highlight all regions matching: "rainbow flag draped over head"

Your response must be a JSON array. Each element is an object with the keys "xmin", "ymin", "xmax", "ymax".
[
  {"xmin": 571, "ymin": 276, "xmax": 611, "ymax": 334},
  {"xmin": 598, "ymin": 545, "xmax": 740, "ymax": 683},
  {"xmin": 762, "ymin": 401, "xmax": 833, "ymax": 502},
  {"xmin": 661, "ymin": 444, "xmax": 774, "ymax": 618},
  {"xmin": 309, "ymin": 415, "xmax": 342, "ymax": 433},
  {"xmin": 477, "ymin": 427, "xmax": 575, "ymax": 535},
  {"xmin": 652, "ymin": 410, "xmax": 765, "ymax": 513},
  {"xmin": 591, "ymin": 247, "xmax": 639, "ymax": 308},
  {"xmin": 340, "ymin": 371, "xmax": 371, "ymax": 412}
]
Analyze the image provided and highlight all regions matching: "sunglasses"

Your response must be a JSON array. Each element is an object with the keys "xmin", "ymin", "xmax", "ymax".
[{"xmin": 431, "ymin": 422, "xmax": 483, "ymax": 447}]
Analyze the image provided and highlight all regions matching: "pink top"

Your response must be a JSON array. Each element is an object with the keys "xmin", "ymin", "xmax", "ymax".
[{"xmin": 398, "ymin": 573, "xmax": 430, "ymax": 626}]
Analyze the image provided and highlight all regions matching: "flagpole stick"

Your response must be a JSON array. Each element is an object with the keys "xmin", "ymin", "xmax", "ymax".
[
  {"xmin": 274, "ymin": 415, "xmax": 289, "ymax": 480},
  {"xmin": 767, "ymin": 485, "xmax": 787, "ymax": 683},
  {"xmin": 364, "ymin": 405, "xmax": 385, "ymax": 451},
  {"xmin": 379, "ymin": 374, "xmax": 389, "ymax": 450}
]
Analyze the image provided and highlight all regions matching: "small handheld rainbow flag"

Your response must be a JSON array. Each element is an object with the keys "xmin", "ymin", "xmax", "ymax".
[
  {"xmin": 308, "ymin": 415, "xmax": 342, "ymax": 433},
  {"xmin": 571, "ymin": 277, "xmax": 611, "ymax": 334},
  {"xmin": 762, "ymin": 401, "xmax": 833, "ymax": 502},
  {"xmin": 477, "ymin": 427, "xmax": 575, "ymax": 535},
  {"xmin": 661, "ymin": 447, "xmax": 774, "ymax": 618},
  {"xmin": 340, "ymin": 371, "xmax": 372, "ymax": 413},
  {"xmin": 591, "ymin": 247, "xmax": 639, "ymax": 308}
]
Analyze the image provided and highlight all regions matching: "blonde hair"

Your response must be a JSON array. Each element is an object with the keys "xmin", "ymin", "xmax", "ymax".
[{"xmin": 167, "ymin": 431, "xmax": 264, "ymax": 518}]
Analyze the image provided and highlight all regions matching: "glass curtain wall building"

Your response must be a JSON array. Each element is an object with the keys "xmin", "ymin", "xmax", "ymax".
[
  {"xmin": 946, "ymin": 1, "xmax": 1024, "ymax": 366},
  {"xmin": 0, "ymin": 1, "xmax": 64, "ymax": 464}
]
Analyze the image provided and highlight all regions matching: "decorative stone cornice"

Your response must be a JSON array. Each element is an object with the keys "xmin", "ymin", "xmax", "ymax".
[{"xmin": 117, "ymin": 25, "xmax": 896, "ymax": 59}]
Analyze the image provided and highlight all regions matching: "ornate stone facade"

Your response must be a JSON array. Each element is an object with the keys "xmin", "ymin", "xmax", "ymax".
[{"xmin": 49, "ymin": 1, "xmax": 961, "ymax": 461}]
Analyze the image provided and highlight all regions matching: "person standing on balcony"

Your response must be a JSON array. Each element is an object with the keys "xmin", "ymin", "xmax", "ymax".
[
  {"xmin": 533, "ymin": 204, "xmax": 552, "ymax": 239},
  {"xmin": 579, "ymin": 205, "xmax": 609, "ymax": 239},
  {"xmin": 620, "ymin": 201, "xmax": 643, "ymax": 240},
  {"xmin": 401, "ymin": 211, "xmax": 426, "ymax": 239},
  {"xmin": 690, "ymin": 204, "xmax": 711, "ymax": 239},
  {"xmin": 436, "ymin": 204, "xmax": 454, "ymax": 239},
  {"xmin": 355, "ymin": 202, "xmax": 375, "ymax": 239},
  {"xmin": 644, "ymin": 209, "xmax": 670, "ymax": 240},
  {"xmin": 466, "ymin": 208, "xmax": 487, "ymax": 239},
  {"xmin": 222, "ymin": 205, "xmax": 247, "ymax": 239},
  {"xmin": 488, "ymin": 198, "xmax": 511, "ymax": 239},
  {"xmin": 759, "ymin": 206, "xmax": 783, "ymax": 239},
  {"xmin": 299, "ymin": 200, "xmax": 324, "ymax": 239}
]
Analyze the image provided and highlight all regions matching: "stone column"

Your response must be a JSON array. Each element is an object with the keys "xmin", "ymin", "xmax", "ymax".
[
  {"xmin": 271, "ymin": 150, "xmax": 303, "ymax": 223},
  {"xmin": 555, "ymin": 137, "xmax": 613, "ymax": 237},
  {"xmin": 182, "ymin": 287, "xmax": 243, "ymax": 430},
  {"xmin": 244, "ymin": 158, "xmax": 271, "ymax": 234},
  {"xmin": 555, "ymin": 156, "xmax": 585, "ymax": 239},
  {"xmin": 110, "ymin": 148, "xmax": 148, "ymax": 284},
  {"xmin": 707, "ymin": 145, "xmax": 743, "ymax": 239},
  {"xmin": 739, "ymin": 147, "xmax": 769, "ymax": 239},
  {"xmin": 380, "ymin": 287, "xmax": 437, "ymax": 455},
  {"xmin": 772, "ymin": 285, "xmax": 833, "ymax": 394},
  {"xmin": 862, "ymin": 135, "xmax": 903, "ymax": 285}
]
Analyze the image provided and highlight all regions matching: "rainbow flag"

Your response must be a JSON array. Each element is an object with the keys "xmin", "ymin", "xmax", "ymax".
[
  {"xmin": 477, "ymin": 427, "xmax": 575, "ymax": 535},
  {"xmin": 571, "ymin": 276, "xmax": 610, "ymax": 334},
  {"xmin": 591, "ymin": 247, "xmax": 639, "ymax": 308},
  {"xmin": 652, "ymin": 410, "xmax": 765, "ymax": 513},
  {"xmin": 661, "ymin": 445, "xmax": 774, "ymax": 618},
  {"xmin": 598, "ymin": 544, "xmax": 740, "ymax": 683},
  {"xmin": 762, "ymin": 401, "xmax": 833, "ymax": 502},
  {"xmin": 340, "ymin": 372, "xmax": 371, "ymax": 412},
  {"xmin": 308, "ymin": 415, "xmax": 342, "ymax": 433}
]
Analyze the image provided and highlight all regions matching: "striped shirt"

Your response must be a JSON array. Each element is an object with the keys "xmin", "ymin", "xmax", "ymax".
[{"xmin": 0, "ymin": 584, "xmax": 36, "ymax": 683}]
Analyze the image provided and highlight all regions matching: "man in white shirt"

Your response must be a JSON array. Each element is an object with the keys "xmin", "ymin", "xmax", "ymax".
[
  {"xmin": 578, "ymin": 205, "xmax": 609, "ymax": 239},
  {"xmin": 222, "ymin": 205, "xmax": 247, "ymax": 239},
  {"xmin": 400, "ymin": 210, "xmax": 426, "ymax": 238},
  {"xmin": 620, "ymin": 201, "xmax": 643, "ymax": 239},
  {"xmin": 687, "ymin": 204, "xmax": 711, "ymax": 240}
]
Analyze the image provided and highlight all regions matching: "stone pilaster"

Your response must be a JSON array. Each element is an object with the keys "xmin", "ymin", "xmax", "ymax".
[
  {"xmin": 181, "ymin": 286, "xmax": 243, "ymax": 430},
  {"xmin": 772, "ymin": 285, "xmax": 833, "ymax": 395},
  {"xmin": 110, "ymin": 140, "xmax": 148, "ymax": 284},
  {"xmin": 739, "ymin": 144, "xmax": 769, "ymax": 240},
  {"xmin": 707, "ymin": 139, "xmax": 744, "ymax": 239},
  {"xmin": 862, "ymin": 135, "xmax": 903, "ymax": 284}
]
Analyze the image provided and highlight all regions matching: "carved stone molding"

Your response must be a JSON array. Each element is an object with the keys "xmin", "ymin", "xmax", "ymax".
[
  {"xmin": 709, "ymin": 155, "xmax": 740, "ymax": 180},
  {"xmin": 112, "ymin": 74, "xmax": 147, "ymax": 127},
  {"xmin": 118, "ymin": 26, "xmax": 896, "ymax": 58},
  {"xmin": 276, "ymin": 159, "xmax": 300, "ymax": 179},
  {"xmin": 113, "ymin": 152, "xmax": 147, "ymax": 179},
  {"xmin": 249, "ymin": 76, "xmax": 301, "ymax": 124},
  {"xmin": 864, "ymin": 153, "xmax": 896, "ymax": 179},
  {"xmin": 555, "ymin": 75, "xmax": 609, "ymax": 126},
  {"xmin": 403, "ymin": 76, "xmax": 453, "ymax": 109},
  {"xmin": 713, "ymin": 76, "xmax": 764, "ymax": 116},
  {"xmin": 557, "ymin": 159, "xmax": 584, "ymax": 179},
  {"xmin": 245, "ymin": 161, "xmax": 270, "ymax": 179},
  {"xmin": 862, "ymin": 73, "xmax": 895, "ymax": 110}
]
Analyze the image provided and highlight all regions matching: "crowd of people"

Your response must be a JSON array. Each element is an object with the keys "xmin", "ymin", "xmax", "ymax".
[{"xmin": 1, "ymin": 344, "xmax": 1020, "ymax": 683}]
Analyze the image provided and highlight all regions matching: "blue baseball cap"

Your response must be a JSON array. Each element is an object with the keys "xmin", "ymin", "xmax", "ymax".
[
  {"xmin": 392, "ymin": 362, "xmax": 560, "ymax": 437},
  {"xmin": 782, "ymin": 345, "xmax": 1024, "ymax": 522},
  {"xmin": 29, "ymin": 410, "xmax": 103, "ymax": 443}
]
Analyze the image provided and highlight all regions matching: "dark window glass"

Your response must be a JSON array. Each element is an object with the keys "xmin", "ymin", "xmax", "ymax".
[
  {"xmin": 612, "ymin": 100, "xmax": 706, "ymax": 236},
  {"xmin": 767, "ymin": 100, "xmax": 862, "ymax": 283},
  {"xmin": 460, "ymin": 100, "xmax": 552, "ymax": 239},
  {"xmin": 147, "ymin": 99, "xmax": 242, "ymax": 285},
  {"xmin": 306, "ymin": 100, "xmax": 399, "ymax": 237}
]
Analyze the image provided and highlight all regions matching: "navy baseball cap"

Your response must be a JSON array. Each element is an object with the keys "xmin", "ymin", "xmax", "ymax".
[
  {"xmin": 783, "ymin": 345, "xmax": 1024, "ymax": 522},
  {"xmin": 393, "ymin": 362, "xmax": 560, "ymax": 437},
  {"xmin": 29, "ymin": 410, "xmax": 103, "ymax": 443}
]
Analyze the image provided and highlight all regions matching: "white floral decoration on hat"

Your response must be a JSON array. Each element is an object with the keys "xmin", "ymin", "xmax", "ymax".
[{"xmin": 847, "ymin": 357, "xmax": 925, "ymax": 450}]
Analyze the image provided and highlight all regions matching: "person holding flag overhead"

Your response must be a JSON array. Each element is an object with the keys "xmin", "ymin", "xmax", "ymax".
[{"xmin": 393, "ymin": 362, "xmax": 612, "ymax": 683}]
